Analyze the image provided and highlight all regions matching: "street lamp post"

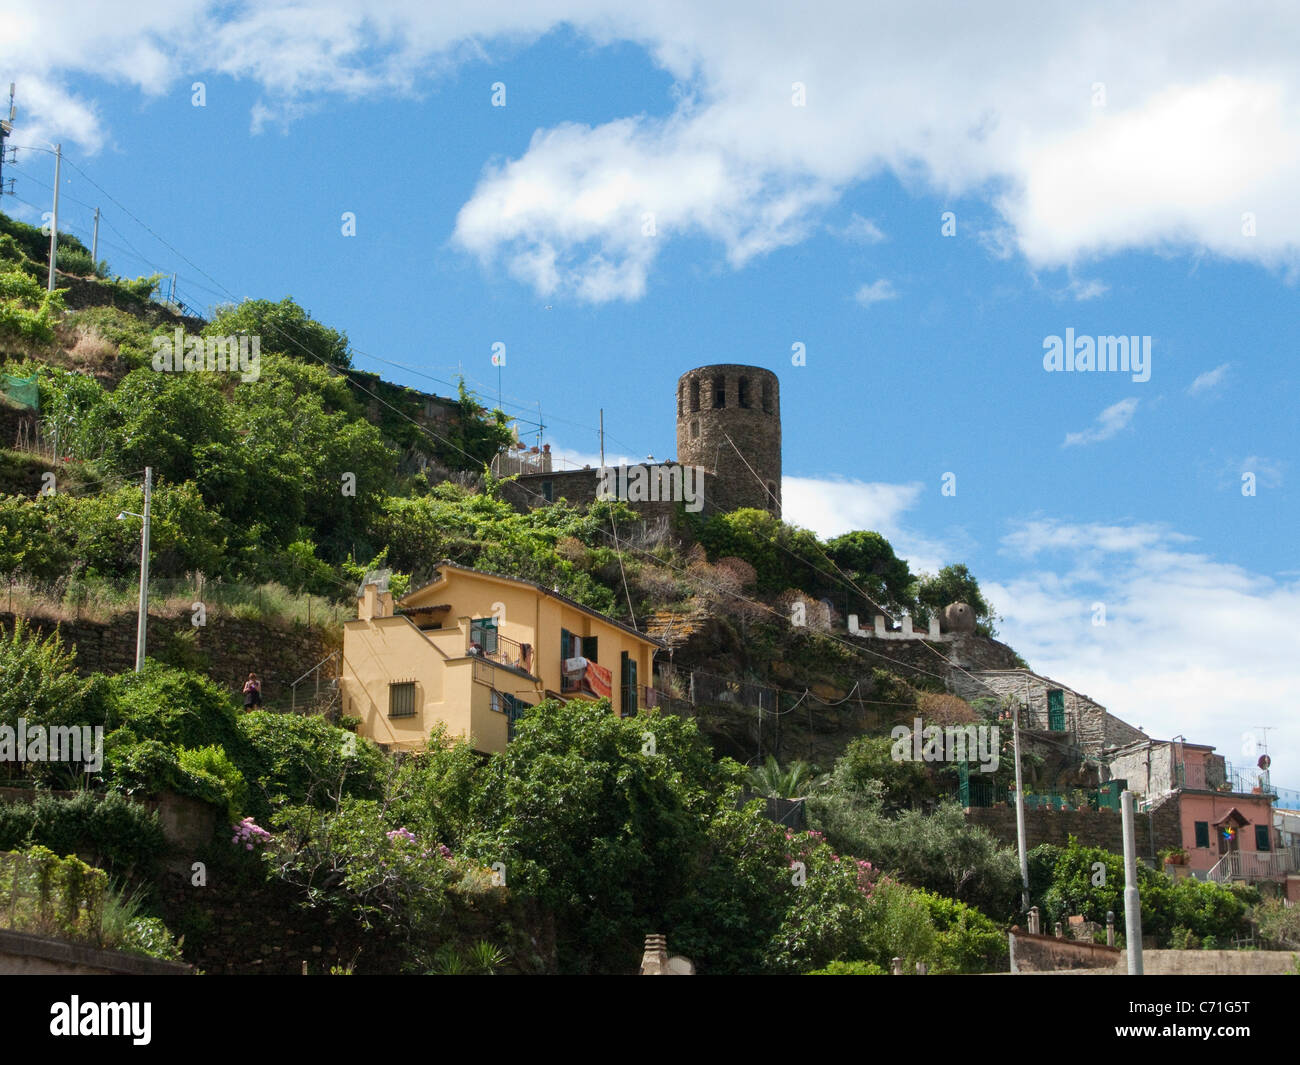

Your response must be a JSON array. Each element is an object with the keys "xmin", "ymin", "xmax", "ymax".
[{"xmin": 116, "ymin": 467, "xmax": 152, "ymax": 672}]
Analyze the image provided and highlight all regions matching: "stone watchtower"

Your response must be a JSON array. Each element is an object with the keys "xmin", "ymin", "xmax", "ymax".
[{"xmin": 676, "ymin": 364, "xmax": 781, "ymax": 517}]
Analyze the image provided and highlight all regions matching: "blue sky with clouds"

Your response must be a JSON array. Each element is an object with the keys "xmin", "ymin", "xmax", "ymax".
[{"xmin": 4, "ymin": 2, "xmax": 1298, "ymax": 784}]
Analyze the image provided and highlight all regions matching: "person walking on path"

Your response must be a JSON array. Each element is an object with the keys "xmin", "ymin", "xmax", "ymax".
[{"xmin": 243, "ymin": 672, "xmax": 262, "ymax": 710}]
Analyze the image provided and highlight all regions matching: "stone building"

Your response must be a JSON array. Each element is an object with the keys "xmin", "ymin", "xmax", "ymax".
[
  {"xmin": 498, "ymin": 362, "xmax": 783, "ymax": 522},
  {"xmin": 947, "ymin": 668, "xmax": 1148, "ymax": 761},
  {"xmin": 676, "ymin": 364, "xmax": 781, "ymax": 518}
]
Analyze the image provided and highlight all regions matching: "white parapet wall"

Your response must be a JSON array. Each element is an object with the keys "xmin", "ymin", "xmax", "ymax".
[{"xmin": 846, "ymin": 613, "xmax": 957, "ymax": 642}]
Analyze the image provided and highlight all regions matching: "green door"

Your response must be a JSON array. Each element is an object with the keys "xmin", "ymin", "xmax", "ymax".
[
  {"xmin": 621, "ymin": 652, "xmax": 637, "ymax": 717},
  {"xmin": 1047, "ymin": 689, "xmax": 1065, "ymax": 731}
]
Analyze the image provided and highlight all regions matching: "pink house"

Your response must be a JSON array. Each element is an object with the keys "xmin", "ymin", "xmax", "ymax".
[{"xmin": 1106, "ymin": 739, "xmax": 1297, "ymax": 888}]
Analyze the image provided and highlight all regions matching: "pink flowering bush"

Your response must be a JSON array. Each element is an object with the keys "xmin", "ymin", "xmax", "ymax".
[{"xmin": 231, "ymin": 817, "xmax": 272, "ymax": 851}]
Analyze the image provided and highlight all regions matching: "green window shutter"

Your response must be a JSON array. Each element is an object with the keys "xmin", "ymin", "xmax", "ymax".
[
  {"xmin": 621, "ymin": 651, "xmax": 637, "ymax": 716},
  {"xmin": 471, "ymin": 618, "xmax": 498, "ymax": 654},
  {"xmin": 1047, "ymin": 689, "xmax": 1065, "ymax": 731},
  {"xmin": 1194, "ymin": 821, "xmax": 1210, "ymax": 848},
  {"xmin": 560, "ymin": 628, "xmax": 572, "ymax": 659},
  {"xmin": 1255, "ymin": 825, "xmax": 1271, "ymax": 851}
]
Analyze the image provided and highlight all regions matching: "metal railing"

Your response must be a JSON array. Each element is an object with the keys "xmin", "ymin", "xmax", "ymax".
[
  {"xmin": 1207, "ymin": 846, "xmax": 1300, "ymax": 884},
  {"xmin": 481, "ymin": 632, "xmax": 532, "ymax": 674},
  {"xmin": 1273, "ymin": 786, "xmax": 1300, "ymax": 812},
  {"xmin": 289, "ymin": 651, "xmax": 341, "ymax": 718}
]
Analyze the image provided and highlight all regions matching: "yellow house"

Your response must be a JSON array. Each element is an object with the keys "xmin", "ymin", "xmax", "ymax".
[{"xmin": 341, "ymin": 561, "xmax": 664, "ymax": 754}]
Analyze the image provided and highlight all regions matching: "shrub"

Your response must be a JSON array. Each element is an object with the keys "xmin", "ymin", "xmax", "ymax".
[
  {"xmin": 103, "ymin": 663, "xmax": 243, "ymax": 753},
  {"xmin": 0, "ymin": 792, "xmax": 166, "ymax": 875},
  {"xmin": 120, "ymin": 915, "xmax": 184, "ymax": 961},
  {"xmin": 177, "ymin": 744, "xmax": 249, "ymax": 820},
  {"xmin": 807, "ymin": 960, "xmax": 888, "ymax": 975},
  {"xmin": 103, "ymin": 734, "xmax": 181, "ymax": 796},
  {"xmin": 235, "ymin": 711, "xmax": 386, "ymax": 816}
]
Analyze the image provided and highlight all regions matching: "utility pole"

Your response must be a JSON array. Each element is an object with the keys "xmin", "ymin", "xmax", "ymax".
[
  {"xmin": 91, "ymin": 206, "xmax": 100, "ymax": 263},
  {"xmin": 1011, "ymin": 697, "xmax": 1031, "ymax": 912},
  {"xmin": 1122, "ymin": 789, "xmax": 1144, "ymax": 974},
  {"xmin": 47, "ymin": 143, "xmax": 61, "ymax": 293},
  {"xmin": 0, "ymin": 84, "xmax": 14, "ymax": 196},
  {"xmin": 135, "ymin": 467, "xmax": 152, "ymax": 672}
]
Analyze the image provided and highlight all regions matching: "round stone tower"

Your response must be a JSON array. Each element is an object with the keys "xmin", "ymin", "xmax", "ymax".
[{"xmin": 676, "ymin": 364, "xmax": 781, "ymax": 517}]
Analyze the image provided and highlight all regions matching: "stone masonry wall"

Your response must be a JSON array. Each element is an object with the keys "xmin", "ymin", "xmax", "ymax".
[
  {"xmin": 949, "ymin": 669, "xmax": 1147, "ymax": 758},
  {"xmin": 501, "ymin": 466, "xmax": 722, "ymax": 523},
  {"xmin": 0, "ymin": 610, "xmax": 339, "ymax": 707},
  {"xmin": 966, "ymin": 796, "xmax": 1183, "ymax": 859},
  {"xmin": 676, "ymin": 364, "xmax": 781, "ymax": 517}
]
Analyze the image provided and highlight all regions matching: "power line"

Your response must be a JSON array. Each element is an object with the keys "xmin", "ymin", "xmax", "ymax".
[{"xmin": 17, "ymin": 149, "xmax": 1004, "ymax": 701}]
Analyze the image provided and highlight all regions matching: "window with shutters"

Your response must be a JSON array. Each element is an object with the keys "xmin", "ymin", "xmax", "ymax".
[
  {"xmin": 1047, "ymin": 689, "xmax": 1066, "ymax": 731},
  {"xmin": 1194, "ymin": 821, "xmax": 1210, "ymax": 848},
  {"xmin": 1255, "ymin": 824, "xmax": 1272, "ymax": 851}
]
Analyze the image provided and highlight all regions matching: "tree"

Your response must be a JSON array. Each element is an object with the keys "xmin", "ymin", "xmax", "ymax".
[
  {"xmin": 466, "ymin": 698, "xmax": 725, "ymax": 973},
  {"xmin": 915, "ymin": 563, "xmax": 994, "ymax": 631},
  {"xmin": 207, "ymin": 297, "xmax": 352, "ymax": 369},
  {"xmin": 809, "ymin": 785, "xmax": 1021, "ymax": 920},
  {"xmin": 0, "ymin": 618, "xmax": 95, "ymax": 785},
  {"xmin": 825, "ymin": 530, "xmax": 915, "ymax": 611}
]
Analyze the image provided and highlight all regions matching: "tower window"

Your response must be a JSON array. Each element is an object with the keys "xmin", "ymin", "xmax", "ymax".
[
  {"xmin": 689, "ymin": 378, "xmax": 700, "ymax": 412},
  {"xmin": 690, "ymin": 419, "xmax": 700, "ymax": 439},
  {"xmin": 738, "ymin": 376, "xmax": 751, "ymax": 408},
  {"xmin": 762, "ymin": 379, "xmax": 773, "ymax": 413},
  {"xmin": 713, "ymin": 376, "xmax": 726, "ymax": 408}
]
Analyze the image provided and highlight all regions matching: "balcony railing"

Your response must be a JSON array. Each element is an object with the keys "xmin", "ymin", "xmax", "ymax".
[
  {"xmin": 471, "ymin": 632, "xmax": 534, "ymax": 675},
  {"xmin": 1207, "ymin": 846, "xmax": 1300, "ymax": 884}
]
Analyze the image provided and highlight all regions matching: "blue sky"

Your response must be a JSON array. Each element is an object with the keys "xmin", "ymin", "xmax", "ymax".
[{"xmin": 4, "ymin": 3, "xmax": 1298, "ymax": 785}]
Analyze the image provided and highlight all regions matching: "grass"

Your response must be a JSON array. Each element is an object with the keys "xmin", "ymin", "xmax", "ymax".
[{"xmin": 0, "ymin": 575, "xmax": 350, "ymax": 632}]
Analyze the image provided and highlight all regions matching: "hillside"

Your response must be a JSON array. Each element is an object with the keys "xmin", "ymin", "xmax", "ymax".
[{"xmin": 2, "ymin": 208, "xmax": 1271, "ymax": 978}]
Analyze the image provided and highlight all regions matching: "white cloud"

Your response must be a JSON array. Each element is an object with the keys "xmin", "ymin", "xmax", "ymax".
[
  {"xmin": 781, "ymin": 475, "xmax": 951, "ymax": 574},
  {"xmin": 1237, "ymin": 454, "xmax": 1285, "ymax": 490},
  {"xmin": 990, "ymin": 518, "xmax": 1300, "ymax": 785},
  {"xmin": 1062, "ymin": 397, "xmax": 1139, "ymax": 447},
  {"xmin": 1188, "ymin": 362, "xmax": 1231, "ymax": 394},
  {"xmin": 9, "ymin": 4, "xmax": 1300, "ymax": 298},
  {"xmin": 853, "ymin": 279, "xmax": 898, "ymax": 307},
  {"xmin": 838, "ymin": 213, "xmax": 886, "ymax": 244},
  {"xmin": 1061, "ymin": 277, "xmax": 1109, "ymax": 301}
]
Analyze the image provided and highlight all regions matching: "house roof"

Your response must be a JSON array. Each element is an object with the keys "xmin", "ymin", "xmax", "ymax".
[{"xmin": 399, "ymin": 561, "xmax": 667, "ymax": 650}]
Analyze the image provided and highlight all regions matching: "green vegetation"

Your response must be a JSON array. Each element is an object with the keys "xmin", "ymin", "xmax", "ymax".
[{"xmin": 0, "ymin": 206, "xmax": 1030, "ymax": 975}]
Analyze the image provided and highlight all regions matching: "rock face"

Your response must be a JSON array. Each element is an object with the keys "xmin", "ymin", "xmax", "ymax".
[{"xmin": 941, "ymin": 602, "xmax": 976, "ymax": 634}]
